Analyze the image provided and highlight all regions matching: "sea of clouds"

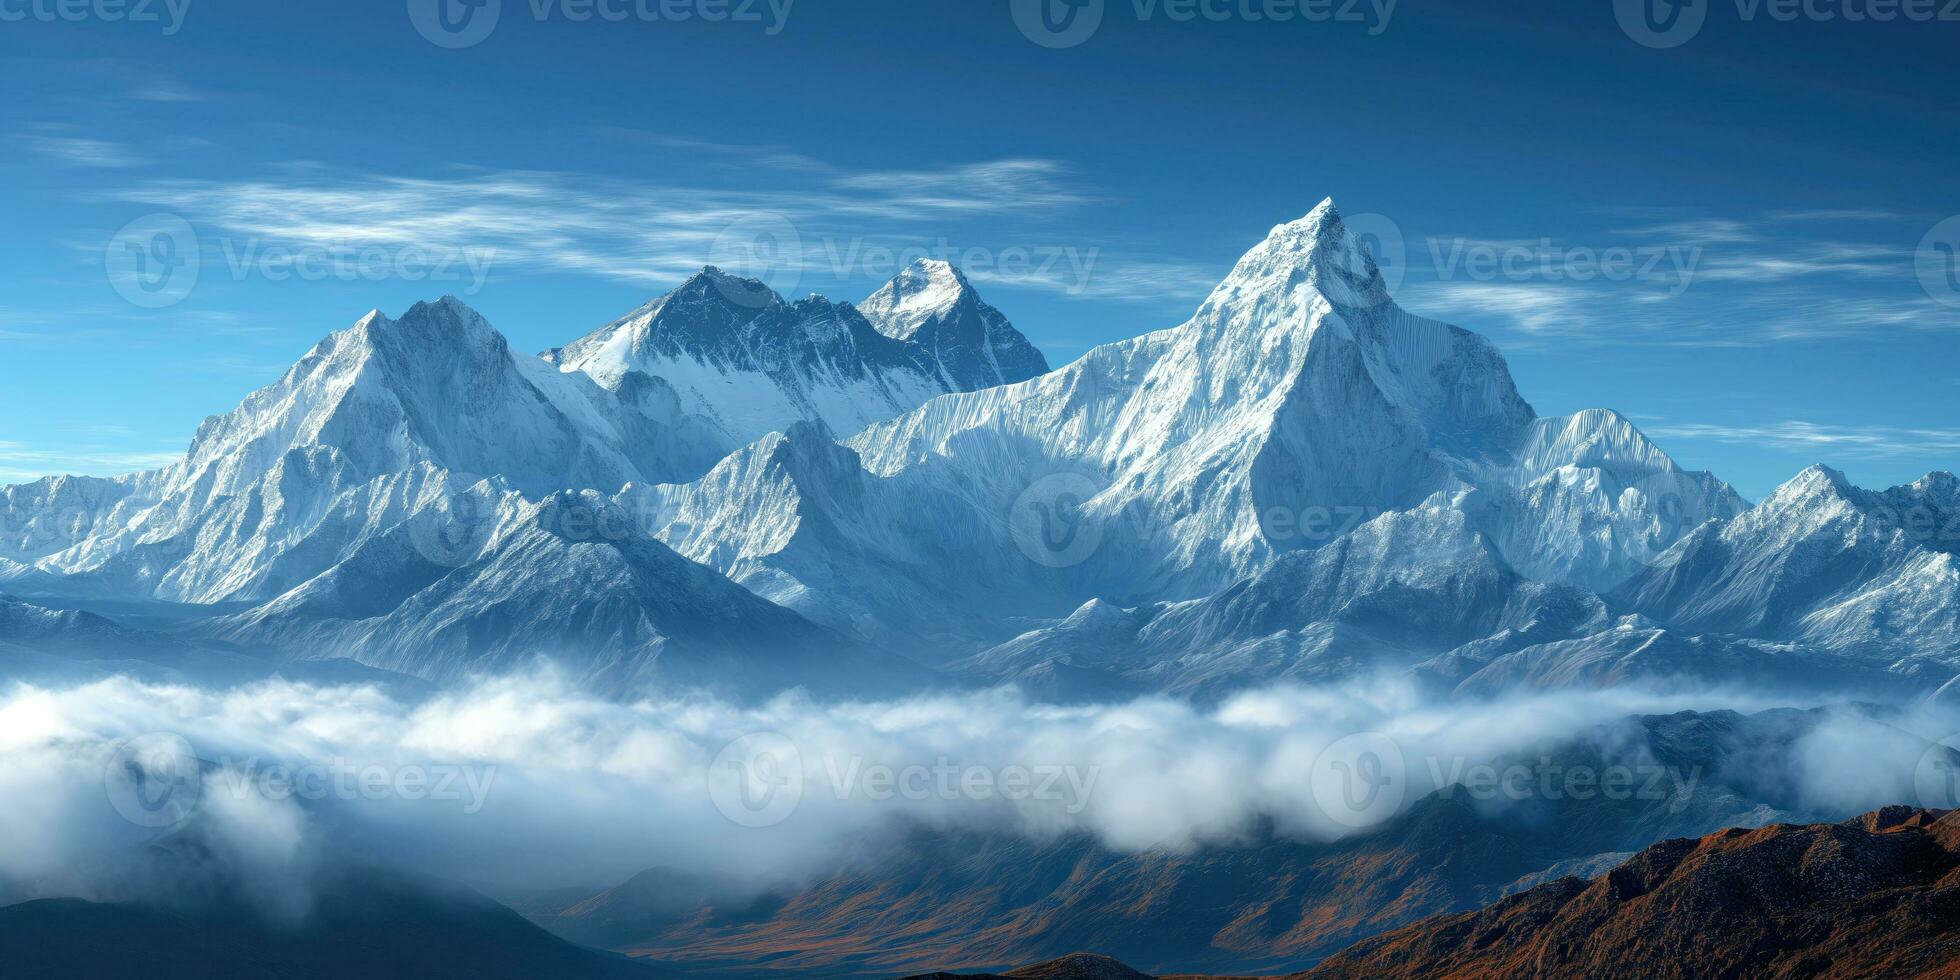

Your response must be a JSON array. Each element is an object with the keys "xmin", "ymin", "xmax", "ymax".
[{"xmin": 2, "ymin": 667, "xmax": 1954, "ymax": 912}]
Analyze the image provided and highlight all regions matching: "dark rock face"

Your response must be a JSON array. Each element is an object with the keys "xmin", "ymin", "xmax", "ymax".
[
  {"xmin": 1293, "ymin": 806, "xmax": 1960, "ymax": 980},
  {"xmin": 900, "ymin": 808, "xmax": 1960, "ymax": 980}
]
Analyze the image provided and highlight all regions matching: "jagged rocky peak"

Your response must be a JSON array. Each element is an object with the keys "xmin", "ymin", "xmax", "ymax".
[
  {"xmin": 670, "ymin": 265, "xmax": 786, "ymax": 310},
  {"xmin": 1769, "ymin": 464, "xmax": 1960, "ymax": 555},
  {"xmin": 549, "ymin": 267, "xmax": 793, "ymax": 378},
  {"xmin": 860, "ymin": 257, "xmax": 1050, "ymax": 387}
]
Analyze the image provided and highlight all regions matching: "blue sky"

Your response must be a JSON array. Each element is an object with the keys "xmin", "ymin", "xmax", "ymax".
[{"xmin": 2, "ymin": 0, "xmax": 1956, "ymax": 498}]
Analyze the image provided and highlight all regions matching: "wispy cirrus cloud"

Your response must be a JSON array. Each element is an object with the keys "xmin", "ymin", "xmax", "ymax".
[
  {"xmin": 23, "ymin": 135, "xmax": 144, "ymax": 168},
  {"xmin": 0, "ymin": 441, "xmax": 183, "ymax": 482},
  {"xmin": 1400, "ymin": 281, "xmax": 1607, "ymax": 339},
  {"xmin": 110, "ymin": 155, "xmax": 1207, "ymax": 304},
  {"xmin": 1612, "ymin": 218, "xmax": 1758, "ymax": 243},
  {"xmin": 829, "ymin": 159, "xmax": 1095, "ymax": 215},
  {"xmin": 1766, "ymin": 208, "xmax": 1913, "ymax": 223},
  {"xmin": 967, "ymin": 254, "xmax": 1221, "ymax": 305},
  {"xmin": 1395, "ymin": 210, "xmax": 1954, "ymax": 346},
  {"xmin": 1644, "ymin": 420, "xmax": 1960, "ymax": 460}
]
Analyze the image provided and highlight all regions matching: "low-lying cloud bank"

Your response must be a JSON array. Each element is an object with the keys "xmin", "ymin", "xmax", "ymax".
[{"xmin": 3, "ymin": 669, "xmax": 1957, "ymax": 910}]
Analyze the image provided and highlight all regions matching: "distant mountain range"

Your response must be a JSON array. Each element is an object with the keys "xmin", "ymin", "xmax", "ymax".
[{"xmin": 2, "ymin": 199, "xmax": 1956, "ymax": 702}]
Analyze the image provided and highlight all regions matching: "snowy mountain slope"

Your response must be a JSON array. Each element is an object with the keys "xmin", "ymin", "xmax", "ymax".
[
  {"xmin": 950, "ymin": 503, "xmax": 1615, "ymax": 700},
  {"xmin": 0, "ymin": 270, "xmax": 1040, "ymax": 698},
  {"xmin": 0, "ymin": 474, "xmax": 150, "ymax": 565},
  {"xmin": 1435, "ymin": 622, "xmax": 1931, "ymax": 700},
  {"xmin": 2, "ymin": 268, "xmax": 1049, "ymax": 608},
  {"xmin": 547, "ymin": 265, "xmax": 1049, "ymax": 479},
  {"xmin": 1474, "ymin": 409, "xmax": 1748, "ymax": 593},
  {"xmin": 199, "ymin": 490, "xmax": 932, "ymax": 699},
  {"xmin": 846, "ymin": 199, "xmax": 1538, "ymax": 600},
  {"xmin": 628, "ymin": 200, "xmax": 1739, "ymax": 653},
  {"xmin": 1619, "ymin": 465, "xmax": 1960, "ymax": 660},
  {"xmin": 626, "ymin": 421, "xmax": 1073, "ymax": 651},
  {"xmin": 178, "ymin": 297, "xmax": 655, "ymax": 497},
  {"xmin": 0, "ymin": 298, "xmax": 674, "ymax": 604}
]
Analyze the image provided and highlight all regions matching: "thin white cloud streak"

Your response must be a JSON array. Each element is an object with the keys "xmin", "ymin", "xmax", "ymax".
[
  {"xmin": 1645, "ymin": 421, "xmax": 1960, "ymax": 460},
  {"xmin": 23, "ymin": 136, "xmax": 144, "ymax": 168},
  {"xmin": 829, "ymin": 159, "xmax": 1095, "ymax": 213},
  {"xmin": 1768, "ymin": 209, "xmax": 1912, "ymax": 223},
  {"xmin": 1394, "ymin": 208, "xmax": 1952, "ymax": 344},
  {"xmin": 111, "ymin": 161, "xmax": 1214, "ymax": 300},
  {"xmin": 1613, "ymin": 218, "xmax": 1758, "ymax": 243},
  {"xmin": 965, "ymin": 255, "xmax": 1221, "ymax": 304},
  {"xmin": 0, "ymin": 442, "xmax": 184, "ymax": 483},
  {"xmin": 1399, "ymin": 281, "xmax": 1610, "ymax": 338}
]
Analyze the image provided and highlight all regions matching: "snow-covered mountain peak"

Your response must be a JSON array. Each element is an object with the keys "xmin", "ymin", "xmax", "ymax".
[
  {"xmin": 679, "ymin": 265, "xmax": 785, "ymax": 307},
  {"xmin": 1204, "ymin": 196, "xmax": 1388, "ymax": 311},
  {"xmin": 1514, "ymin": 409, "xmax": 1678, "ymax": 478},
  {"xmin": 1908, "ymin": 471, "xmax": 1960, "ymax": 499},
  {"xmin": 1771, "ymin": 464, "xmax": 1859, "ymax": 507},
  {"xmin": 857, "ymin": 259, "xmax": 1049, "ymax": 388},
  {"xmin": 352, "ymin": 295, "xmax": 505, "ymax": 357},
  {"xmin": 859, "ymin": 258, "xmax": 973, "ymax": 341},
  {"xmin": 174, "ymin": 298, "xmax": 655, "ymax": 504}
]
